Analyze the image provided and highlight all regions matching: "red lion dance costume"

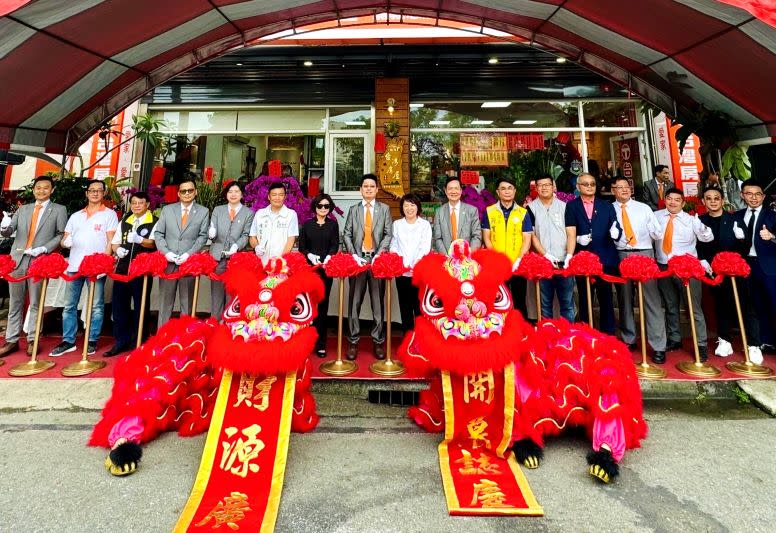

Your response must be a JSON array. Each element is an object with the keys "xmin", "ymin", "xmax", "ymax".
[
  {"xmin": 401, "ymin": 241, "xmax": 647, "ymax": 515},
  {"xmin": 90, "ymin": 253, "xmax": 323, "ymax": 530}
]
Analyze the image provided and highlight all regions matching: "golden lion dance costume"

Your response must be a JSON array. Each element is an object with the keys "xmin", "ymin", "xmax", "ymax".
[
  {"xmin": 90, "ymin": 253, "xmax": 323, "ymax": 531},
  {"xmin": 400, "ymin": 241, "xmax": 647, "ymax": 515}
]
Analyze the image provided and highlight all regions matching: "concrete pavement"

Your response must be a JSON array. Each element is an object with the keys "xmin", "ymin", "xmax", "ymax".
[{"xmin": 0, "ymin": 379, "xmax": 774, "ymax": 532}]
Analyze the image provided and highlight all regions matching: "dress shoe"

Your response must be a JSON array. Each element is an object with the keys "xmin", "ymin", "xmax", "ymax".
[
  {"xmin": 698, "ymin": 345, "xmax": 708, "ymax": 363},
  {"xmin": 651, "ymin": 351, "xmax": 666, "ymax": 365},
  {"xmin": 626, "ymin": 342, "xmax": 637, "ymax": 351},
  {"xmin": 0, "ymin": 341, "xmax": 19, "ymax": 358},
  {"xmin": 104, "ymin": 344, "xmax": 130, "ymax": 357},
  {"xmin": 714, "ymin": 338, "xmax": 733, "ymax": 357},
  {"xmin": 666, "ymin": 340, "xmax": 683, "ymax": 351},
  {"xmin": 314, "ymin": 344, "xmax": 326, "ymax": 358},
  {"xmin": 346, "ymin": 343, "xmax": 358, "ymax": 361},
  {"xmin": 761, "ymin": 343, "xmax": 776, "ymax": 355},
  {"xmin": 374, "ymin": 342, "xmax": 386, "ymax": 360},
  {"xmin": 748, "ymin": 346, "xmax": 764, "ymax": 365}
]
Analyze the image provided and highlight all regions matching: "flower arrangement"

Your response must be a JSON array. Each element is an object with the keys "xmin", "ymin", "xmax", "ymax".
[
  {"xmin": 556, "ymin": 191, "xmax": 576, "ymax": 203},
  {"xmin": 123, "ymin": 185, "xmax": 164, "ymax": 211},
  {"xmin": 244, "ymin": 175, "xmax": 343, "ymax": 224},
  {"xmin": 460, "ymin": 186, "xmax": 497, "ymax": 219}
]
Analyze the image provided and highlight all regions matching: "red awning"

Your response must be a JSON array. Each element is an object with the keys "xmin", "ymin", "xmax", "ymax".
[{"xmin": 0, "ymin": 0, "xmax": 774, "ymax": 152}]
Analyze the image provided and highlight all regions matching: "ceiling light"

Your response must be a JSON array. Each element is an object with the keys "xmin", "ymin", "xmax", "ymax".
[
  {"xmin": 481, "ymin": 101, "xmax": 511, "ymax": 108},
  {"xmin": 429, "ymin": 120, "xmax": 450, "ymax": 125},
  {"xmin": 488, "ymin": 57, "xmax": 499, "ymax": 64},
  {"xmin": 345, "ymin": 121, "xmax": 366, "ymax": 126},
  {"xmin": 512, "ymin": 120, "xmax": 537, "ymax": 125},
  {"xmin": 471, "ymin": 120, "xmax": 493, "ymax": 125},
  {"xmin": 303, "ymin": 60, "xmax": 313, "ymax": 67},
  {"xmin": 556, "ymin": 57, "xmax": 567, "ymax": 64},
  {"xmin": 409, "ymin": 103, "xmax": 425, "ymax": 108},
  {"xmin": 236, "ymin": 62, "xmax": 243, "ymax": 66}
]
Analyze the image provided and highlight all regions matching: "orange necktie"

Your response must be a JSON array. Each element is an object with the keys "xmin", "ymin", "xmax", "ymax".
[
  {"xmin": 662, "ymin": 214, "xmax": 675, "ymax": 255},
  {"xmin": 363, "ymin": 203, "xmax": 373, "ymax": 251},
  {"xmin": 451, "ymin": 206, "xmax": 458, "ymax": 241},
  {"xmin": 658, "ymin": 182, "xmax": 664, "ymax": 201},
  {"xmin": 181, "ymin": 207, "xmax": 189, "ymax": 228},
  {"xmin": 621, "ymin": 203, "xmax": 636, "ymax": 246},
  {"xmin": 229, "ymin": 207, "xmax": 236, "ymax": 221},
  {"xmin": 25, "ymin": 204, "xmax": 42, "ymax": 249}
]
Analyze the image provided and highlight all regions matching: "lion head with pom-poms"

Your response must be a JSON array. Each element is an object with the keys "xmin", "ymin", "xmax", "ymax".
[
  {"xmin": 207, "ymin": 252, "xmax": 324, "ymax": 375},
  {"xmin": 400, "ymin": 240, "xmax": 529, "ymax": 375}
]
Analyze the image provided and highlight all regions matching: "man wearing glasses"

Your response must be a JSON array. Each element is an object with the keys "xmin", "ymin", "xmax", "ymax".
[
  {"xmin": 564, "ymin": 173, "xmax": 622, "ymax": 334},
  {"xmin": 154, "ymin": 178, "xmax": 210, "ymax": 328},
  {"xmin": 733, "ymin": 179, "xmax": 776, "ymax": 360},
  {"xmin": 50, "ymin": 180, "xmax": 118, "ymax": 357}
]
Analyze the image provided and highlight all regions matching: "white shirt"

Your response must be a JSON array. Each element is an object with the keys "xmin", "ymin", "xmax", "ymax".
[
  {"xmin": 249, "ymin": 205, "xmax": 299, "ymax": 263},
  {"xmin": 744, "ymin": 206, "xmax": 762, "ymax": 257},
  {"xmin": 389, "ymin": 217, "xmax": 432, "ymax": 276},
  {"xmin": 612, "ymin": 199, "xmax": 663, "ymax": 251},
  {"xmin": 654, "ymin": 210, "xmax": 714, "ymax": 264},
  {"xmin": 64, "ymin": 206, "xmax": 119, "ymax": 271},
  {"xmin": 30, "ymin": 199, "xmax": 50, "ymax": 234}
]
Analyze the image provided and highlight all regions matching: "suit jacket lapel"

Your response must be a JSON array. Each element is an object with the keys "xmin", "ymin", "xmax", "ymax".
[{"xmin": 175, "ymin": 203, "xmax": 182, "ymax": 232}]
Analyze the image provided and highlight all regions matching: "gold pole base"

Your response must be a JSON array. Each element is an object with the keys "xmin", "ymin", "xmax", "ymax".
[
  {"xmin": 319, "ymin": 359, "xmax": 358, "ymax": 377},
  {"xmin": 726, "ymin": 361, "xmax": 774, "ymax": 377},
  {"xmin": 676, "ymin": 360, "xmax": 722, "ymax": 378},
  {"xmin": 8, "ymin": 360, "xmax": 56, "ymax": 377},
  {"xmin": 61, "ymin": 360, "xmax": 107, "ymax": 377},
  {"xmin": 635, "ymin": 362, "xmax": 667, "ymax": 380},
  {"xmin": 0, "ymin": 360, "xmax": 4, "ymax": 367},
  {"xmin": 369, "ymin": 359, "xmax": 406, "ymax": 377}
]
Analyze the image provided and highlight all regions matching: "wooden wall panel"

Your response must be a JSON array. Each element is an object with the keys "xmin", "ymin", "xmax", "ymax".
[{"xmin": 374, "ymin": 77, "xmax": 409, "ymax": 219}]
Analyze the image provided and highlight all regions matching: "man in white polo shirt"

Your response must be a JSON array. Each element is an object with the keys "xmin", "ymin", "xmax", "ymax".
[
  {"xmin": 249, "ymin": 182, "xmax": 299, "ymax": 264},
  {"xmin": 50, "ymin": 180, "xmax": 118, "ymax": 356}
]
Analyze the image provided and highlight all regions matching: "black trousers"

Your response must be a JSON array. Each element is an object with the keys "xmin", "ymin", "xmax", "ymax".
[
  {"xmin": 575, "ymin": 266, "xmax": 617, "ymax": 335},
  {"xmin": 744, "ymin": 257, "xmax": 776, "ymax": 346},
  {"xmin": 313, "ymin": 272, "xmax": 333, "ymax": 350},
  {"xmin": 112, "ymin": 277, "xmax": 152, "ymax": 348},
  {"xmin": 708, "ymin": 277, "xmax": 736, "ymax": 341},
  {"xmin": 509, "ymin": 275, "xmax": 527, "ymax": 318},
  {"xmin": 396, "ymin": 275, "xmax": 420, "ymax": 333}
]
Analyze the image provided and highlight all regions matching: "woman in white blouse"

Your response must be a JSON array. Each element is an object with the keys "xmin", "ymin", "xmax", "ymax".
[{"xmin": 389, "ymin": 194, "xmax": 432, "ymax": 332}]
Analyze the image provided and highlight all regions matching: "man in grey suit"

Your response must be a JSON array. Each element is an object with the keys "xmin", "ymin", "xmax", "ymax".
[
  {"xmin": 642, "ymin": 164, "xmax": 673, "ymax": 211},
  {"xmin": 0, "ymin": 176, "xmax": 67, "ymax": 357},
  {"xmin": 154, "ymin": 178, "xmax": 210, "ymax": 327},
  {"xmin": 342, "ymin": 174, "xmax": 392, "ymax": 360},
  {"xmin": 432, "ymin": 176, "xmax": 482, "ymax": 255}
]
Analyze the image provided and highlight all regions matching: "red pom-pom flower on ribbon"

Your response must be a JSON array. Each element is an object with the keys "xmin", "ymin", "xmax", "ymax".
[
  {"xmin": 0, "ymin": 255, "xmax": 16, "ymax": 278},
  {"xmin": 226, "ymin": 251, "xmax": 263, "ymax": 273},
  {"xmin": 282, "ymin": 251, "xmax": 313, "ymax": 274},
  {"xmin": 668, "ymin": 254, "xmax": 705, "ymax": 283},
  {"xmin": 711, "ymin": 251, "xmax": 750, "ymax": 278},
  {"xmin": 77, "ymin": 253, "xmax": 115, "ymax": 281},
  {"xmin": 323, "ymin": 252, "xmax": 370, "ymax": 278},
  {"xmin": 27, "ymin": 253, "xmax": 68, "ymax": 281},
  {"xmin": 619, "ymin": 254, "xmax": 660, "ymax": 282},
  {"xmin": 566, "ymin": 251, "xmax": 603, "ymax": 277},
  {"xmin": 128, "ymin": 251, "xmax": 168, "ymax": 279},
  {"xmin": 371, "ymin": 252, "xmax": 410, "ymax": 279},
  {"xmin": 516, "ymin": 252, "xmax": 555, "ymax": 280},
  {"xmin": 178, "ymin": 252, "xmax": 217, "ymax": 277}
]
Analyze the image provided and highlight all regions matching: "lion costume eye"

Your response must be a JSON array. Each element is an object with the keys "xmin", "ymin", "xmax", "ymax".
[
  {"xmin": 422, "ymin": 288, "xmax": 444, "ymax": 316},
  {"xmin": 493, "ymin": 285, "xmax": 512, "ymax": 311},
  {"xmin": 290, "ymin": 294, "xmax": 312, "ymax": 322},
  {"xmin": 224, "ymin": 297, "xmax": 241, "ymax": 320}
]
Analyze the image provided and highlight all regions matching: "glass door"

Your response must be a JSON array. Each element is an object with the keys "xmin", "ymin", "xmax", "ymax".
[{"xmin": 326, "ymin": 133, "xmax": 370, "ymax": 195}]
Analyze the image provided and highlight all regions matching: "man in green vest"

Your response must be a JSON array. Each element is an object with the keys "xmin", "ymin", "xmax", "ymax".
[{"xmin": 482, "ymin": 177, "xmax": 533, "ymax": 316}]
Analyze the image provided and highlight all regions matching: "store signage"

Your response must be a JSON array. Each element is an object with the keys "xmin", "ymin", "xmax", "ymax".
[
  {"xmin": 460, "ymin": 133, "xmax": 508, "ymax": 167},
  {"xmin": 376, "ymin": 137, "xmax": 405, "ymax": 197},
  {"xmin": 460, "ymin": 170, "xmax": 479, "ymax": 185},
  {"xmin": 653, "ymin": 112, "xmax": 702, "ymax": 196},
  {"xmin": 507, "ymin": 133, "xmax": 544, "ymax": 151}
]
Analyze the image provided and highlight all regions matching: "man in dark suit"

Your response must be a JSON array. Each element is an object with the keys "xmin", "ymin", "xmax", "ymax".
[
  {"xmin": 0, "ymin": 175, "xmax": 67, "ymax": 357},
  {"xmin": 732, "ymin": 179, "xmax": 776, "ymax": 363},
  {"xmin": 342, "ymin": 174, "xmax": 392, "ymax": 360},
  {"xmin": 642, "ymin": 164, "xmax": 673, "ymax": 211},
  {"xmin": 564, "ymin": 173, "xmax": 622, "ymax": 334}
]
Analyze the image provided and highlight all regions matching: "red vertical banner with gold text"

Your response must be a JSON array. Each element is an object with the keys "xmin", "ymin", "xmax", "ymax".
[{"xmin": 174, "ymin": 370, "xmax": 296, "ymax": 532}]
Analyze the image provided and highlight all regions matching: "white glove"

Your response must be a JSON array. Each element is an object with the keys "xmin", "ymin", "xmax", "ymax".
[
  {"xmin": 62, "ymin": 235, "xmax": 73, "ymax": 248},
  {"xmin": 165, "ymin": 252, "xmax": 178, "ymax": 263},
  {"xmin": 127, "ymin": 230, "xmax": 143, "ymax": 244},
  {"xmin": 512, "ymin": 257, "xmax": 522, "ymax": 271},
  {"xmin": 323, "ymin": 255, "xmax": 332, "ymax": 265},
  {"xmin": 576, "ymin": 234, "xmax": 592, "ymax": 246},
  {"xmin": 700, "ymin": 259, "xmax": 712, "ymax": 275},
  {"xmin": 563, "ymin": 255, "xmax": 571, "ymax": 269},
  {"xmin": 254, "ymin": 244, "xmax": 265, "ymax": 257},
  {"xmin": 115, "ymin": 247, "xmax": 129, "ymax": 259},
  {"xmin": 543, "ymin": 252, "xmax": 559, "ymax": 265},
  {"xmin": 225, "ymin": 244, "xmax": 238, "ymax": 256},
  {"xmin": 175, "ymin": 252, "xmax": 190, "ymax": 266},
  {"xmin": 0, "ymin": 211, "xmax": 11, "ymax": 229},
  {"xmin": 208, "ymin": 225, "xmax": 216, "ymax": 239},
  {"xmin": 609, "ymin": 221, "xmax": 621, "ymax": 240},
  {"xmin": 25, "ymin": 246, "xmax": 46, "ymax": 257},
  {"xmin": 307, "ymin": 253, "xmax": 321, "ymax": 265},
  {"xmin": 733, "ymin": 221, "xmax": 745, "ymax": 240},
  {"xmin": 352, "ymin": 254, "xmax": 368, "ymax": 267}
]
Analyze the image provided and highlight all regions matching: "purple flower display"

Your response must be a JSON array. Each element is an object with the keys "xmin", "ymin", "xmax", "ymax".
[
  {"xmin": 244, "ymin": 175, "xmax": 342, "ymax": 223},
  {"xmin": 124, "ymin": 184, "xmax": 164, "ymax": 211},
  {"xmin": 555, "ymin": 191, "xmax": 576, "ymax": 203},
  {"xmin": 461, "ymin": 186, "xmax": 497, "ymax": 219}
]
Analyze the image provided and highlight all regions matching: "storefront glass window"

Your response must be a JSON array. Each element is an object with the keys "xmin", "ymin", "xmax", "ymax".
[
  {"xmin": 410, "ymin": 102, "xmax": 579, "ymax": 129},
  {"xmin": 329, "ymin": 108, "xmax": 371, "ymax": 130},
  {"xmin": 583, "ymin": 101, "xmax": 639, "ymax": 128},
  {"xmin": 332, "ymin": 135, "xmax": 367, "ymax": 192},
  {"xmin": 237, "ymin": 109, "xmax": 326, "ymax": 132},
  {"xmin": 158, "ymin": 111, "xmax": 237, "ymax": 132}
]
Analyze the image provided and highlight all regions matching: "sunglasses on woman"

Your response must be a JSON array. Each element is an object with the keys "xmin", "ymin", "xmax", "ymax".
[{"xmin": 316, "ymin": 203, "xmax": 331, "ymax": 210}]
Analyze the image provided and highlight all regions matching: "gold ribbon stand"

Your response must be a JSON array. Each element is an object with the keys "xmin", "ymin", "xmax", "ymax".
[
  {"xmin": 676, "ymin": 282, "xmax": 721, "ymax": 377},
  {"xmin": 320, "ymin": 278, "xmax": 357, "ymax": 376},
  {"xmin": 370, "ymin": 277, "xmax": 405, "ymax": 376},
  {"xmin": 191, "ymin": 275, "xmax": 201, "ymax": 317},
  {"xmin": 725, "ymin": 277, "xmax": 772, "ymax": 377},
  {"xmin": 9, "ymin": 279, "xmax": 56, "ymax": 376},
  {"xmin": 585, "ymin": 276, "xmax": 594, "ymax": 328},
  {"xmin": 136, "ymin": 275, "xmax": 149, "ymax": 349},
  {"xmin": 535, "ymin": 280, "xmax": 542, "ymax": 321},
  {"xmin": 634, "ymin": 281, "xmax": 666, "ymax": 379},
  {"xmin": 62, "ymin": 279, "xmax": 107, "ymax": 376}
]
